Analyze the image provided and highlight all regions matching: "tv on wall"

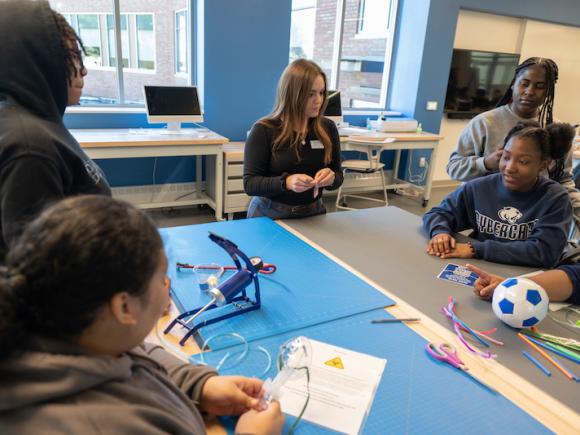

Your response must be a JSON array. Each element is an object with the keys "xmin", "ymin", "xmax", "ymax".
[{"xmin": 444, "ymin": 49, "xmax": 520, "ymax": 119}]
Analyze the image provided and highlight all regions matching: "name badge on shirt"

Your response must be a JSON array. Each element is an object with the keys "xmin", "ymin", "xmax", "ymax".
[{"xmin": 310, "ymin": 140, "xmax": 324, "ymax": 149}]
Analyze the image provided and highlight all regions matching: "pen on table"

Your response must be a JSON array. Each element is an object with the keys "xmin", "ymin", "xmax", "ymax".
[
  {"xmin": 371, "ymin": 318, "xmax": 421, "ymax": 324},
  {"xmin": 521, "ymin": 350, "xmax": 552, "ymax": 377}
]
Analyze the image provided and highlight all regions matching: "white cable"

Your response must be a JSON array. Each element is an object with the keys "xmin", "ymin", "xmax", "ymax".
[
  {"xmin": 199, "ymin": 333, "xmax": 249, "ymax": 369},
  {"xmin": 257, "ymin": 345, "xmax": 273, "ymax": 378},
  {"xmin": 154, "ymin": 322, "xmax": 193, "ymax": 362},
  {"xmin": 150, "ymin": 157, "xmax": 158, "ymax": 202},
  {"xmin": 407, "ymin": 150, "xmax": 428, "ymax": 184}
]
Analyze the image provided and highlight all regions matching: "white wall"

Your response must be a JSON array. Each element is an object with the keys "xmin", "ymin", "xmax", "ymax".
[
  {"xmin": 519, "ymin": 20, "xmax": 580, "ymax": 124},
  {"xmin": 435, "ymin": 10, "xmax": 524, "ymax": 182},
  {"xmin": 434, "ymin": 10, "xmax": 580, "ymax": 182}
]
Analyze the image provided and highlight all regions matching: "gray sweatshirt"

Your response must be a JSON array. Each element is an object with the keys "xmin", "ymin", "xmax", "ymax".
[
  {"xmin": 0, "ymin": 339, "xmax": 217, "ymax": 434},
  {"xmin": 446, "ymin": 105, "xmax": 580, "ymax": 210}
]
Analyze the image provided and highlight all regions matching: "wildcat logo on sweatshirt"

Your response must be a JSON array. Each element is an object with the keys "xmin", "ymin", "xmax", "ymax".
[
  {"xmin": 497, "ymin": 206, "xmax": 523, "ymax": 224},
  {"xmin": 475, "ymin": 208, "xmax": 537, "ymax": 241}
]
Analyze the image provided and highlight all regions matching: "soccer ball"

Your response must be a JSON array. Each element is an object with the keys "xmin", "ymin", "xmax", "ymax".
[{"xmin": 492, "ymin": 277, "xmax": 549, "ymax": 328}]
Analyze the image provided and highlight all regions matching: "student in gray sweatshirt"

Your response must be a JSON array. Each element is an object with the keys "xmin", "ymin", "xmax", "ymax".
[
  {"xmin": 0, "ymin": 196, "xmax": 284, "ymax": 435},
  {"xmin": 446, "ymin": 57, "xmax": 580, "ymax": 214}
]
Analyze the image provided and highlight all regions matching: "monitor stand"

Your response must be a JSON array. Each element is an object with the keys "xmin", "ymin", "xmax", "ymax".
[{"xmin": 159, "ymin": 122, "xmax": 199, "ymax": 137}]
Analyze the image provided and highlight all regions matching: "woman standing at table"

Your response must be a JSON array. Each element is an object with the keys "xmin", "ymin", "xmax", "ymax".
[
  {"xmin": 244, "ymin": 59, "xmax": 343, "ymax": 219},
  {"xmin": 446, "ymin": 57, "xmax": 580, "ymax": 215},
  {"xmin": 0, "ymin": 1, "xmax": 110, "ymax": 261}
]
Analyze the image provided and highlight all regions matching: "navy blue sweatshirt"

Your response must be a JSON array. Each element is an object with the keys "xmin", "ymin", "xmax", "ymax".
[
  {"xmin": 556, "ymin": 265, "xmax": 580, "ymax": 305},
  {"xmin": 423, "ymin": 173, "xmax": 572, "ymax": 268}
]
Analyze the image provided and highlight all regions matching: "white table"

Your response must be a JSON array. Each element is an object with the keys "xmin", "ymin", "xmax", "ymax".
[
  {"xmin": 341, "ymin": 131, "xmax": 442, "ymax": 206},
  {"xmin": 72, "ymin": 128, "xmax": 229, "ymax": 221}
]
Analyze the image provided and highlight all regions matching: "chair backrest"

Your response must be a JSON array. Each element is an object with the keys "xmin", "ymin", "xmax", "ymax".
[{"xmin": 346, "ymin": 137, "xmax": 396, "ymax": 170}]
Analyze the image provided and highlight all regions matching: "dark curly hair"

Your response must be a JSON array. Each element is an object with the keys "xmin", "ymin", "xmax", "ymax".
[
  {"xmin": 0, "ymin": 196, "xmax": 163, "ymax": 361},
  {"xmin": 51, "ymin": 9, "xmax": 86, "ymax": 86},
  {"xmin": 503, "ymin": 121, "xmax": 575, "ymax": 180}
]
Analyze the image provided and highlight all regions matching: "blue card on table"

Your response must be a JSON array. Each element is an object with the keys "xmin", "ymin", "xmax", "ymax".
[{"xmin": 437, "ymin": 263, "xmax": 478, "ymax": 287}]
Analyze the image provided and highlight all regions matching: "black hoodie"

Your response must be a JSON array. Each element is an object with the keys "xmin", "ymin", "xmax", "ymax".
[{"xmin": 0, "ymin": 1, "xmax": 111, "ymax": 259}]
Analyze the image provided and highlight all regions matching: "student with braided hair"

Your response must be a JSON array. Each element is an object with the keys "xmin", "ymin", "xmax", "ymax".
[
  {"xmin": 446, "ymin": 57, "xmax": 580, "ymax": 214},
  {"xmin": 425, "ymin": 122, "xmax": 575, "ymax": 268},
  {"xmin": 0, "ymin": 1, "xmax": 111, "ymax": 261}
]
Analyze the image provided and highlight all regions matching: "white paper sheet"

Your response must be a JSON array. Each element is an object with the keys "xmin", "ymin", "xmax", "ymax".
[{"xmin": 279, "ymin": 338, "xmax": 386, "ymax": 435}]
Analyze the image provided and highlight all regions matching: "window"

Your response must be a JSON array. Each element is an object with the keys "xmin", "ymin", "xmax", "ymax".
[
  {"xmin": 49, "ymin": 1, "xmax": 190, "ymax": 107},
  {"xmin": 136, "ymin": 15, "xmax": 155, "ymax": 70},
  {"xmin": 107, "ymin": 14, "xmax": 129, "ymax": 68},
  {"xmin": 357, "ymin": 0, "xmax": 390, "ymax": 38},
  {"xmin": 175, "ymin": 10, "xmax": 188, "ymax": 74},
  {"xmin": 290, "ymin": 0, "xmax": 398, "ymax": 110},
  {"xmin": 76, "ymin": 14, "xmax": 102, "ymax": 67}
]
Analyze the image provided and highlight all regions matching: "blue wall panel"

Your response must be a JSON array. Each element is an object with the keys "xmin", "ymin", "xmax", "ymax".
[{"xmin": 202, "ymin": 0, "xmax": 291, "ymax": 141}]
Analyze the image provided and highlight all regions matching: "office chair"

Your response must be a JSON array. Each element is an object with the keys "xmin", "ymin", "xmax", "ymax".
[{"xmin": 335, "ymin": 137, "xmax": 395, "ymax": 210}]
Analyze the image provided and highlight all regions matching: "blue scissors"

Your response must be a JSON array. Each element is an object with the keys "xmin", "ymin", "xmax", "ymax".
[{"xmin": 425, "ymin": 342, "xmax": 497, "ymax": 393}]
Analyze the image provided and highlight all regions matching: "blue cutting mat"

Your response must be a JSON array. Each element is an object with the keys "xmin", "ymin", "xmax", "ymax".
[
  {"xmin": 160, "ymin": 218, "xmax": 394, "ymax": 350},
  {"xmin": 200, "ymin": 309, "xmax": 550, "ymax": 435}
]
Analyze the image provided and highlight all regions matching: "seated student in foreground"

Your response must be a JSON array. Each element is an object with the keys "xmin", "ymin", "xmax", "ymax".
[
  {"xmin": 0, "ymin": 196, "xmax": 283, "ymax": 435},
  {"xmin": 244, "ymin": 59, "xmax": 343, "ymax": 219},
  {"xmin": 423, "ymin": 122, "xmax": 575, "ymax": 268},
  {"xmin": 467, "ymin": 264, "xmax": 580, "ymax": 305}
]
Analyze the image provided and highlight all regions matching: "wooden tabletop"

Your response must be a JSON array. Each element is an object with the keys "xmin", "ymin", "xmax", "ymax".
[
  {"xmin": 222, "ymin": 142, "xmax": 246, "ymax": 159},
  {"xmin": 340, "ymin": 131, "xmax": 443, "ymax": 142},
  {"xmin": 71, "ymin": 128, "xmax": 229, "ymax": 148}
]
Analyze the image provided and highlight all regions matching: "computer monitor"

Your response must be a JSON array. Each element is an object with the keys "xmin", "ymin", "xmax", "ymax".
[
  {"xmin": 324, "ymin": 90, "xmax": 343, "ymax": 125},
  {"xmin": 144, "ymin": 85, "xmax": 203, "ymax": 132}
]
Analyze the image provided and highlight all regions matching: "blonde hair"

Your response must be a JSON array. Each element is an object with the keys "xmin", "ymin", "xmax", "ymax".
[{"xmin": 259, "ymin": 59, "xmax": 333, "ymax": 164}]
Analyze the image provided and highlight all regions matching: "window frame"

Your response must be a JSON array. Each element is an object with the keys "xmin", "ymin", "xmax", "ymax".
[
  {"xmin": 175, "ymin": 9, "xmax": 189, "ymax": 76},
  {"xmin": 64, "ymin": 0, "xmax": 192, "ymax": 111},
  {"xmin": 355, "ymin": 0, "xmax": 390, "ymax": 40},
  {"xmin": 291, "ymin": 0, "xmax": 398, "ymax": 112}
]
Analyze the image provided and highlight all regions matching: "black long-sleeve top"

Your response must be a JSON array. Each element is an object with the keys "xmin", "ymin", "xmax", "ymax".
[{"xmin": 243, "ymin": 117, "xmax": 343, "ymax": 205}]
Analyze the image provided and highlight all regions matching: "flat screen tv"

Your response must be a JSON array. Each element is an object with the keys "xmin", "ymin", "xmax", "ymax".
[{"xmin": 444, "ymin": 49, "xmax": 520, "ymax": 119}]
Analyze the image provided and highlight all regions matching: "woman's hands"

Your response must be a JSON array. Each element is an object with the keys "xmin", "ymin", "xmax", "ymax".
[
  {"xmin": 200, "ymin": 376, "xmax": 263, "ymax": 416},
  {"xmin": 285, "ymin": 168, "xmax": 335, "ymax": 193},
  {"xmin": 286, "ymin": 174, "xmax": 315, "ymax": 193},
  {"xmin": 426, "ymin": 234, "xmax": 474, "ymax": 259},
  {"xmin": 235, "ymin": 401, "xmax": 285, "ymax": 435},
  {"xmin": 313, "ymin": 168, "xmax": 335, "ymax": 188},
  {"xmin": 200, "ymin": 375, "xmax": 284, "ymax": 435}
]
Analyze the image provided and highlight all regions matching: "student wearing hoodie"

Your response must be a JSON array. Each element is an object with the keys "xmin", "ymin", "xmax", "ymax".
[
  {"xmin": 423, "ymin": 122, "xmax": 574, "ymax": 268},
  {"xmin": 0, "ymin": 195, "xmax": 284, "ymax": 434},
  {"xmin": 0, "ymin": 1, "xmax": 111, "ymax": 261}
]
